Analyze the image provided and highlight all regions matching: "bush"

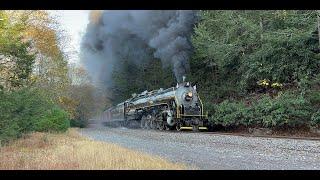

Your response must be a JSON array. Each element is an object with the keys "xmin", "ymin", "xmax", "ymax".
[
  {"xmin": 0, "ymin": 122, "xmax": 20, "ymax": 145},
  {"xmin": 69, "ymin": 104, "xmax": 90, "ymax": 128},
  {"xmin": 70, "ymin": 118, "xmax": 87, "ymax": 128},
  {"xmin": 252, "ymin": 92, "xmax": 312, "ymax": 127},
  {"xmin": 305, "ymin": 90, "xmax": 320, "ymax": 108},
  {"xmin": 34, "ymin": 107, "xmax": 70, "ymax": 132},
  {"xmin": 0, "ymin": 90, "xmax": 25, "ymax": 143},
  {"xmin": 0, "ymin": 89, "xmax": 70, "ymax": 144},
  {"xmin": 311, "ymin": 110, "xmax": 320, "ymax": 128},
  {"xmin": 210, "ymin": 91, "xmax": 312, "ymax": 128},
  {"xmin": 211, "ymin": 100, "xmax": 247, "ymax": 127}
]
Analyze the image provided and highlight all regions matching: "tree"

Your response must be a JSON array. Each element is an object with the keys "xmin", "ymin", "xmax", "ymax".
[
  {"xmin": 1, "ymin": 10, "xmax": 74, "ymax": 134},
  {"xmin": 189, "ymin": 10, "xmax": 320, "ymax": 119},
  {"xmin": 67, "ymin": 84, "xmax": 95, "ymax": 127},
  {"xmin": 5, "ymin": 11, "xmax": 72, "ymax": 107},
  {"xmin": 191, "ymin": 10, "xmax": 320, "ymax": 96},
  {"xmin": 0, "ymin": 11, "xmax": 35, "ymax": 90}
]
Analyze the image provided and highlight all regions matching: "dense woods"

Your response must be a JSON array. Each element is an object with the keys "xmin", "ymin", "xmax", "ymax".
[
  {"xmin": 111, "ymin": 10, "xmax": 320, "ymax": 130},
  {"xmin": 189, "ymin": 10, "xmax": 320, "ymax": 130}
]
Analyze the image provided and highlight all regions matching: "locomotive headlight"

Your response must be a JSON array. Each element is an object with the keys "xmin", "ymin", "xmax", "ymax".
[{"xmin": 185, "ymin": 91, "xmax": 193, "ymax": 101}]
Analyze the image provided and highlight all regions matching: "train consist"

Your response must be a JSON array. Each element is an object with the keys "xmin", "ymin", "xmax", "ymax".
[{"xmin": 101, "ymin": 77, "xmax": 208, "ymax": 131}]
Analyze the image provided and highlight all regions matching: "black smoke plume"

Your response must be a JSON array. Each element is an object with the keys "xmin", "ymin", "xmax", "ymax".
[{"xmin": 80, "ymin": 10, "xmax": 198, "ymax": 89}]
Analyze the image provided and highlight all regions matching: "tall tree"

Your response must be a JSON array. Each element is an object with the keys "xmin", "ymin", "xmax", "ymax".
[
  {"xmin": 9, "ymin": 11, "xmax": 71, "ymax": 103},
  {"xmin": 0, "ymin": 11, "xmax": 35, "ymax": 90}
]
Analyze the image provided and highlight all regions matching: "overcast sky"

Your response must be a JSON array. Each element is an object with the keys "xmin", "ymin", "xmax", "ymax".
[{"xmin": 48, "ymin": 10, "xmax": 90, "ymax": 64}]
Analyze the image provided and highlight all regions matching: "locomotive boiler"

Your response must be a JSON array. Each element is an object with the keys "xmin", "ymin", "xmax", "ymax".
[{"xmin": 102, "ymin": 77, "xmax": 208, "ymax": 131}]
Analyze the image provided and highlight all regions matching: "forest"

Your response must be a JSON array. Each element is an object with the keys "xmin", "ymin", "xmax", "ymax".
[
  {"xmin": 110, "ymin": 10, "xmax": 320, "ymax": 131},
  {"xmin": 1, "ymin": 10, "xmax": 320, "ymax": 144}
]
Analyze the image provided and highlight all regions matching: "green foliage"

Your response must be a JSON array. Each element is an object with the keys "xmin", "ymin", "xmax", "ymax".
[
  {"xmin": 211, "ymin": 92, "xmax": 312, "ymax": 128},
  {"xmin": 70, "ymin": 119, "xmax": 86, "ymax": 128},
  {"xmin": 305, "ymin": 90, "xmax": 320, "ymax": 107},
  {"xmin": 190, "ymin": 10, "xmax": 320, "ymax": 131},
  {"xmin": 191, "ymin": 10, "xmax": 320, "ymax": 99},
  {"xmin": 0, "ymin": 89, "xmax": 70, "ymax": 144},
  {"xmin": 0, "ymin": 11, "xmax": 35, "ymax": 89},
  {"xmin": 1, "ymin": 11, "xmax": 73, "ymax": 144},
  {"xmin": 33, "ymin": 107, "xmax": 69, "ymax": 132},
  {"xmin": 252, "ymin": 92, "xmax": 311, "ymax": 127},
  {"xmin": 211, "ymin": 100, "xmax": 247, "ymax": 127},
  {"xmin": 0, "ymin": 115, "xmax": 20, "ymax": 145},
  {"xmin": 71, "ymin": 105, "xmax": 90, "ymax": 128},
  {"xmin": 311, "ymin": 110, "xmax": 320, "ymax": 127}
]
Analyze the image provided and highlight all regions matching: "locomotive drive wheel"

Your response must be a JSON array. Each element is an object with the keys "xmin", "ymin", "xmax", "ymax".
[
  {"xmin": 145, "ymin": 119, "xmax": 151, "ymax": 130},
  {"xmin": 158, "ymin": 122, "xmax": 165, "ymax": 131},
  {"xmin": 140, "ymin": 120, "xmax": 145, "ymax": 129},
  {"xmin": 150, "ymin": 120, "xmax": 156, "ymax": 129},
  {"xmin": 140, "ymin": 116, "xmax": 146, "ymax": 129}
]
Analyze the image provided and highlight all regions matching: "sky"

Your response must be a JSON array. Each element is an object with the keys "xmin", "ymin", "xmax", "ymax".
[{"xmin": 48, "ymin": 10, "xmax": 90, "ymax": 64}]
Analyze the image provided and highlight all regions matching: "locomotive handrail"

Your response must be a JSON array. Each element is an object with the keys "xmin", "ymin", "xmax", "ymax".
[{"xmin": 131, "ymin": 87, "xmax": 176, "ymax": 101}]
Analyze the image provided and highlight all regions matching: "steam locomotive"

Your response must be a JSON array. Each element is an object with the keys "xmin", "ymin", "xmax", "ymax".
[{"xmin": 101, "ymin": 77, "xmax": 208, "ymax": 131}]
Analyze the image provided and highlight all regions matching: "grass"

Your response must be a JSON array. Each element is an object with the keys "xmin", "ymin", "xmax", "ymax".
[{"xmin": 0, "ymin": 128, "xmax": 186, "ymax": 170}]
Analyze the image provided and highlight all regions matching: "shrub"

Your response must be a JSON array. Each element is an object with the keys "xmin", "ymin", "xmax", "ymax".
[
  {"xmin": 9, "ymin": 89, "xmax": 51, "ymax": 133},
  {"xmin": 305, "ymin": 90, "xmax": 320, "ymax": 108},
  {"xmin": 0, "ymin": 90, "xmax": 24, "ymax": 143},
  {"xmin": 0, "ymin": 88, "xmax": 70, "ymax": 144},
  {"xmin": 70, "ymin": 118, "xmax": 87, "ymax": 128},
  {"xmin": 254, "ymin": 92, "xmax": 312, "ymax": 127},
  {"xmin": 0, "ymin": 122, "xmax": 20, "ymax": 145},
  {"xmin": 69, "ymin": 105, "xmax": 90, "ymax": 128},
  {"xmin": 211, "ymin": 100, "xmax": 247, "ymax": 127},
  {"xmin": 34, "ymin": 107, "xmax": 70, "ymax": 132},
  {"xmin": 311, "ymin": 110, "xmax": 320, "ymax": 128},
  {"xmin": 210, "ymin": 91, "xmax": 312, "ymax": 128}
]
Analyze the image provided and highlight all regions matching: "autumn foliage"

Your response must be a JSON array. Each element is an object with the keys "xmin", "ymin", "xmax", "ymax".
[{"xmin": 0, "ymin": 10, "xmax": 94, "ymax": 143}]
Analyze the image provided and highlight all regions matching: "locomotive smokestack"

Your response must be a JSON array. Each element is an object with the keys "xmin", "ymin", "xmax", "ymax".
[{"xmin": 182, "ymin": 76, "xmax": 186, "ymax": 82}]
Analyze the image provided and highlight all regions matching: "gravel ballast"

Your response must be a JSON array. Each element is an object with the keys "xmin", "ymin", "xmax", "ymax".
[{"xmin": 79, "ymin": 126, "xmax": 320, "ymax": 170}]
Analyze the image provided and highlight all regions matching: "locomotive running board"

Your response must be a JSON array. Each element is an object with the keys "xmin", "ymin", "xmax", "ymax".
[
  {"xmin": 179, "ymin": 127, "xmax": 208, "ymax": 130},
  {"xmin": 180, "ymin": 127, "xmax": 193, "ymax": 130},
  {"xmin": 198, "ymin": 127, "xmax": 208, "ymax": 130}
]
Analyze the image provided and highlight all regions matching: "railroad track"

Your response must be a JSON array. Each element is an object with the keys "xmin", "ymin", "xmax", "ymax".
[
  {"xmin": 166, "ymin": 130, "xmax": 320, "ymax": 141},
  {"xmin": 101, "ymin": 121, "xmax": 320, "ymax": 141}
]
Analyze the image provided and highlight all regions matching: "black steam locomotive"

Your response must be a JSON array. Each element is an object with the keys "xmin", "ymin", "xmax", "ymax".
[{"xmin": 101, "ymin": 77, "xmax": 208, "ymax": 131}]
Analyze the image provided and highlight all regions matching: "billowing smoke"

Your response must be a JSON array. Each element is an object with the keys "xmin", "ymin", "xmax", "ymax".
[{"xmin": 80, "ymin": 10, "xmax": 198, "ymax": 89}]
